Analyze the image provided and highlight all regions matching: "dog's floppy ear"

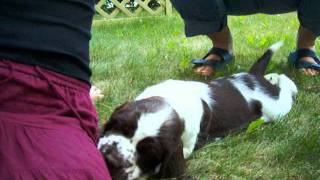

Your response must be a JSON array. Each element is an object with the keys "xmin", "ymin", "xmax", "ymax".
[
  {"xmin": 137, "ymin": 137, "xmax": 186, "ymax": 179},
  {"xmin": 157, "ymin": 138, "xmax": 186, "ymax": 179},
  {"xmin": 100, "ymin": 144, "xmax": 129, "ymax": 180},
  {"xmin": 136, "ymin": 137, "xmax": 165, "ymax": 174},
  {"xmin": 156, "ymin": 118, "xmax": 186, "ymax": 178},
  {"xmin": 100, "ymin": 144, "xmax": 123, "ymax": 168},
  {"xmin": 104, "ymin": 151, "xmax": 122, "ymax": 169}
]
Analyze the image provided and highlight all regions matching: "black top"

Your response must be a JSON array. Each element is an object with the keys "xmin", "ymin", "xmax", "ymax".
[{"xmin": 0, "ymin": 0, "xmax": 95, "ymax": 84}]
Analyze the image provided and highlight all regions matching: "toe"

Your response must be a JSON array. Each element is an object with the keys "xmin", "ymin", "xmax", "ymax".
[
  {"xmin": 194, "ymin": 65, "xmax": 214, "ymax": 76},
  {"xmin": 200, "ymin": 66, "xmax": 214, "ymax": 76},
  {"xmin": 299, "ymin": 56, "xmax": 319, "ymax": 76},
  {"xmin": 310, "ymin": 69, "xmax": 318, "ymax": 76}
]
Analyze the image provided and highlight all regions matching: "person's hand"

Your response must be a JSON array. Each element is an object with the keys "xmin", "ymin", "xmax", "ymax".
[{"xmin": 90, "ymin": 85, "xmax": 104, "ymax": 102}]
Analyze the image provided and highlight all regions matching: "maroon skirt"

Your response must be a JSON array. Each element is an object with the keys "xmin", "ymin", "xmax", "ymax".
[{"xmin": 0, "ymin": 60, "xmax": 111, "ymax": 180}]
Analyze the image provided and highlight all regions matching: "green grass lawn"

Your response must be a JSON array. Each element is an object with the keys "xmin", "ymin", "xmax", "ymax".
[{"xmin": 90, "ymin": 12, "xmax": 320, "ymax": 179}]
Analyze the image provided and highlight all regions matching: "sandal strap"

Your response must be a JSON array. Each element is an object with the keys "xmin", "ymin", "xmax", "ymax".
[
  {"xmin": 203, "ymin": 47, "xmax": 233, "ymax": 63},
  {"xmin": 296, "ymin": 49, "xmax": 320, "ymax": 64},
  {"xmin": 298, "ymin": 61, "xmax": 320, "ymax": 70},
  {"xmin": 289, "ymin": 49, "xmax": 320, "ymax": 70},
  {"xmin": 191, "ymin": 47, "xmax": 233, "ymax": 70},
  {"xmin": 192, "ymin": 58, "xmax": 226, "ymax": 67}
]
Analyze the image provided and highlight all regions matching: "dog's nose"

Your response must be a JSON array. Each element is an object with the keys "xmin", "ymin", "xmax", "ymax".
[{"xmin": 99, "ymin": 143, "xmax": 110, "ymax": 154}]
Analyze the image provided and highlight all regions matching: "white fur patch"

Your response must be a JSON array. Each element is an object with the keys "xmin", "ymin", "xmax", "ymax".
[
  {"xmin": 131, "ymin": 105, "xmax": 174, "ymax": 146},
  {"xmin": 269, "ymin": 41, "xmax": 284, "ymax": 52},
  {"xmin": 264, "ymin": 73, "xmax": 280, "ymax": 85},
  {"xmin": 230, "ymin": 73, "xmax": 297, "ymax": 122},
  {"xmin": 97, "ymin": 136, "xmax": 108, "ymax": 149},
  {"xmin": 136, "ymin": 79, "xmax": 214, "ymax": 158},
  {"xmin": 126, "ymin": 165, "xmax": 143, "ymax": 180},
  {"xmin": 98, "ymin": 135, "xmax": 143, "ymax": 180},
  {"xmin": 98, "ymin": 135, "xmax": 136, "ymax": 163}
]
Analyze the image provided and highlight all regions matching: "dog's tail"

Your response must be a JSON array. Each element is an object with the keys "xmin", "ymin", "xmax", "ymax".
[{"xmin": 249, "ymin": 41, "xmax": 283, "ymax": 75}]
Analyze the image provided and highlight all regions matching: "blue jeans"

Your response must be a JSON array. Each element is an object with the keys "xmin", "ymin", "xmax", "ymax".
[{"xmin": 171, "ymin": 0, "xmax": 320, "ymax": 37}]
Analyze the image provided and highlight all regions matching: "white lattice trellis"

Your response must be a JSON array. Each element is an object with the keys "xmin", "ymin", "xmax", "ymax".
[{"xmin": 95, "ymin": 0, "xmax": 172, "ymax": 19}]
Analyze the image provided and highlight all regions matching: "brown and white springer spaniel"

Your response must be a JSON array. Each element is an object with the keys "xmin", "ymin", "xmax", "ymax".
[{"xmin": 98, "ymin": 42, "xmax": 298, "ymax": 179}]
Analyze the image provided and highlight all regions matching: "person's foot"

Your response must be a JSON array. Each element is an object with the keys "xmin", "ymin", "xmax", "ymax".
[
  {"xmin": 194, "ymin": 53, "xmax": 224, "ymax": 76},
  {"xmin": 299, "ymin": 56, "xmax": 319, "ymax": 76},
  {"xmin": 297, "ymin": 26, "xmax": 319, "ymax": 76},
  {"xmin": 90, "ymin": 85, "xmax": 104, "ymax": 102},
  {"xmin": 194, "ymin": 26, "xmax": 233, "ymax": 76}
]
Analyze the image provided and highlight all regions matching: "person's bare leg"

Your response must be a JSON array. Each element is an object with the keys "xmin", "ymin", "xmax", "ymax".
[
  {"xmin": 195, "ymin": 26, "xmax": 233, "ymax": 76},
  {"xmin": 297, "ymin": 25, "xmax": 318, "ymax": 76}
]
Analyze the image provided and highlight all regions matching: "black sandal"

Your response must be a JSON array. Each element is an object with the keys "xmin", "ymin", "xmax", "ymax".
[
  {"xmin": 191, "ymin": 47, "xmax": 233, "ymax": 71},
  {"xmin": 288, "ymin": 49, "xmax": 320, "ymax": 71}
]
